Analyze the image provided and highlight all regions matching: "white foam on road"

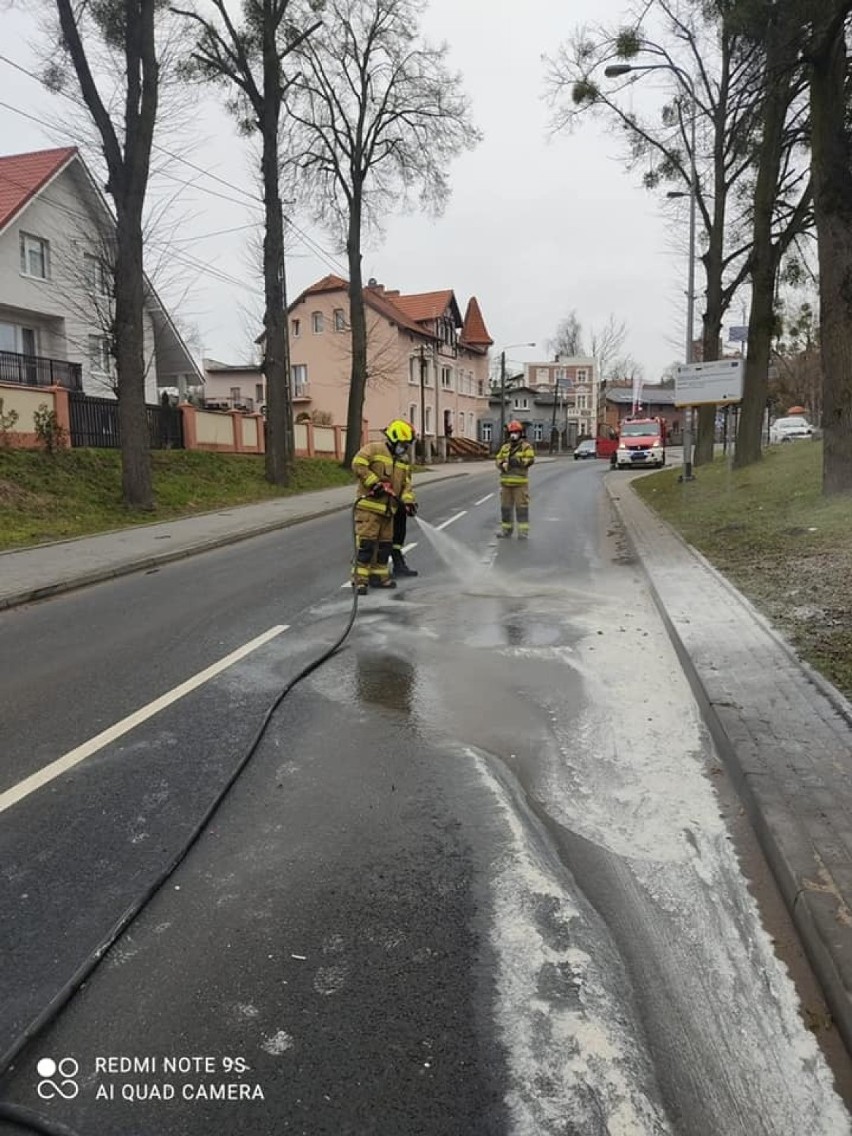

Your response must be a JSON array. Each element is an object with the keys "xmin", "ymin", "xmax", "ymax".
[
  {"xmin": 514, "ymin": 593, "xmax": 851, "ymax": 1134},
  {"xmin": 469, "ymin": 747, "xmax": 674, "ymax": 1135}
]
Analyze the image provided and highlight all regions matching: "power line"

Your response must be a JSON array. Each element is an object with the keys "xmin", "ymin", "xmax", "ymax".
[{"xmin": 0, "ymin": 54, "xmax": 350, "ymax": 277}]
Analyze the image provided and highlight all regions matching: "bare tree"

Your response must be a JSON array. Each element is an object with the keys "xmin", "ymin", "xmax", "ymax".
[
  {"xmin": 283, "ymin": 0, "xmax": 481, "ymax": 465},
  {"xmin": 802, "ymin": 1, "xmax": 852, "ymax": 494},
  {"xmin": 546, "ymin": 0, "xmax": 762, "ymax": 464},
  {"xmin": 47, "ymin": 0, "xmax": 167, "ymax": 508},
  {"xmin": 175, "ymin": 0, "xmax": 323, "ymax": 486},
  {"xmin": 588, "ymin": 314, "xmax": 628, "ymax": 381},
  {"xmin": 726, "ymin": 0, "xmax": 812, "ymax": 468},
  {"xmin": 548, "ymin": 311, "xmax": 584, "ymax": 358}
]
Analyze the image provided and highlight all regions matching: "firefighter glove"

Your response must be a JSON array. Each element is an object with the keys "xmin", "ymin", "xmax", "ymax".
[{"xmin": 405, "ymin": 501, "xmax": 418, "ymax": 517}]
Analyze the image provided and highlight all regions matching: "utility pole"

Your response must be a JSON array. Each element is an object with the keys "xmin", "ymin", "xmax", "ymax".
[
  {"xmin": 499, "ymin": 350, "xmax": 506, "ymax": 444},
  {"xmin": 419, "ymin": 344, "xmax": 428, "ymax": 463},
  {"xmin": 550, "ymin": 387, "xmax": 559, "ymax": 452}
]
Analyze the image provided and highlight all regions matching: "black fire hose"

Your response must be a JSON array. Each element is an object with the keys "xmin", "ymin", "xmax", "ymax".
[{"xmin": 0, "ymin": 508, "xmax": 364, "ymax": 1136}]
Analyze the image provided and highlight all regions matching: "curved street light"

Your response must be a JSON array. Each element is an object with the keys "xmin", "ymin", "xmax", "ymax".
[{"xmin": 604, "ymin": 61, "xmax": 697, "ymax": 479}]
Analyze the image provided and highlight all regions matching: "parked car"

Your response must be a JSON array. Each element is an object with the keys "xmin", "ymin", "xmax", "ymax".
[
  {"xmin": 769, "ymin": 415, "xmax": 814, "ymax": 443},
  {"xmin": 573, "ymin": 439, "xmax": 598, "ymax": 460}
]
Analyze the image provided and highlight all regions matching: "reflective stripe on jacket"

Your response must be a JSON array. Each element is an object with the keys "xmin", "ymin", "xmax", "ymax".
[
  {"xmin": 496, "ymin": 440, "xmax": 535, "ymax": 486},
  {"xmin": 352, "ymin": 441, "xmax": 415, "ymax": 513}
]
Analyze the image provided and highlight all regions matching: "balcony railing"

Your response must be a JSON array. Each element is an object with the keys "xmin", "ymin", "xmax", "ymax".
[
  {"xmin": 0, "ymin": 350, "xmax": 83, "ymax": 390},
  {"xmin": 292, "ymin": 383, "xmax": 310, "ymax": 400}
]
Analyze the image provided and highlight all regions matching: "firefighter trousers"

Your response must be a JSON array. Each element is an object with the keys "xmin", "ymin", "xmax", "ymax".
[
  {"xmin": 353, "ymin": 504, "xmax": 394, "ymax": 585},
  {"xmin": 500, "ymin": 483, "xmax": 530, "ymax": 536}
]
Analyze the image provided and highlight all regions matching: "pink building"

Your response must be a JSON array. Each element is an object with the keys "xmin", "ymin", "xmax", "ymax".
[{"xmin": 288, "ymin": 274, "xmax": 493, "ymax": 458}]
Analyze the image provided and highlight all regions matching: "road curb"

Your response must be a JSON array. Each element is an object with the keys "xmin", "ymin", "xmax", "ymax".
[
  {"xmin": 0, "ymin": 468, "xmax": 475, "ymax": 612},
  {"xmin": 605, "ymin": 476, "xmax": 852, "ymax": 1056}
]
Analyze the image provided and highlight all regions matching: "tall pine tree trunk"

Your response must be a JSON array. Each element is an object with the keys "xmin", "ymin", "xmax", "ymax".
[
  {"xmin": 735, "ymin": 9, "xmax": 794, "ymax": 468},
  {"xmin": 114, "ymin": 198, "xmax": 153, "ymax": 508},
  {"xmin": 344, "ymin": 191, "xmax": 367, "ymax": 466},
  {"xmin": 261, "ymin": 106, "xmax": 292, "ymax": 486},
  {"xmin": 810, "ymin": 25, "xmax": 852, "ymax": 495}
]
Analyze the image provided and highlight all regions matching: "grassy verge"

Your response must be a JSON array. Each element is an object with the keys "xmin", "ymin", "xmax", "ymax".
[
  {"xmin": 633, "ymin": 441, "xmax": 852, "ymax": 698},
  {"xmin": 0, "ymin": 448, "xmax": 354, "ymax": 550}
]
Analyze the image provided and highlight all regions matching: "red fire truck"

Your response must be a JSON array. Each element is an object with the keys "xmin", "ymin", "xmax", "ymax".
[{"xmin": 608, "ymin": 416, "xmax": 668, "ymax": 469}]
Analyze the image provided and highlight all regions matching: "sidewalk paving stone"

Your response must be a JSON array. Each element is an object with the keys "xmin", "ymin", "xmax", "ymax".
[
  {"xmin": 607, "ymin": 474, "xmax": 852, "ymax": 1055},
  {"xmin": 0, "ymin": 463, "xmax": 486, "ymax": 610}
]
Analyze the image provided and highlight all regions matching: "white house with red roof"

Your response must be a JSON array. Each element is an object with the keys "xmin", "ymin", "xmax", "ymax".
[
  {"xmin": 0, "ymin": 146, "xmax": 201, "ymax": 400},
  {"xmin": 285, "ymin": 273, "xmax": 493, "ymax": 455}
]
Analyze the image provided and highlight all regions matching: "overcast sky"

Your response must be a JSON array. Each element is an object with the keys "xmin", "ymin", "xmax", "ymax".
[{"xmin": 1, "ymin": 0, "xmax": 693, "ymax": 381}]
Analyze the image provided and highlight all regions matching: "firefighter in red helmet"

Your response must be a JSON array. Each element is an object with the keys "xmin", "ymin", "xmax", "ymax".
[
  {"xmin": 495, "ymin": 420, "xmax": 535, "ymax": 538},
  {"xmin": 351, "ymin": 419, "xmax": 418, "ymax": 594}
]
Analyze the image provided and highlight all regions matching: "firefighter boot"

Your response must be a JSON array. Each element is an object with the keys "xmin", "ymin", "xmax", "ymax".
[{"xmin": 391, "ymin": 548, "xmax": 418, "ymax": 577}]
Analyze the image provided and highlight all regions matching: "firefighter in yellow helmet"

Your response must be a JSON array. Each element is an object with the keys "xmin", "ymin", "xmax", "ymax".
[
  {"xmin": 495, "ymin": 420, "xmax": 535, "ymax": 538},
  {"xmin": 351, "ymin": 419, "xmax": 418, "ymax": 594}
]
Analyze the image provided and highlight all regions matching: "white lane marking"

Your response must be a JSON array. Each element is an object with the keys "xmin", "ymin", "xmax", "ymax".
[
  {"xmin": 436, "ymin": 510, "xmax": 467, "ymax": 531},
  {"xmin": 474, "ymin": 493, "xmax": 494, "ymax": 506},
  {"xmin": 0, "ymin": 625, "xmax": 290, "ymax": 815}
]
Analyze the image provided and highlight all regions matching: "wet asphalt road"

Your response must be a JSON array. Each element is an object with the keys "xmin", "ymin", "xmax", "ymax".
[{"xmin": 1, "ymin": 459, "xmax": 850, "ymax": 1135}]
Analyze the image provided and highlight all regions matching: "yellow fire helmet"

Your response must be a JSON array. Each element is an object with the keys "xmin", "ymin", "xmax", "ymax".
[{"xmin": 385, "ymin": 419, "xmax": 416, "ymax": 445}]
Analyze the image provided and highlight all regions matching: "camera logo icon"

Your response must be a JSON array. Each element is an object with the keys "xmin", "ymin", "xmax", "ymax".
[{"xmin": 37, "ymin": 1057, "xmax": 79, "ymax": 1100}]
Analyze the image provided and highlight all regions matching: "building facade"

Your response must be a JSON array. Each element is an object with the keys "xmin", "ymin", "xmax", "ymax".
[
  {"xmin": 0, "ymin": 147, "xmax": 200, "ymax": 401},
  {"xmin": 286, "ymin": 274, "xmax": 493, "ymax": 456}
]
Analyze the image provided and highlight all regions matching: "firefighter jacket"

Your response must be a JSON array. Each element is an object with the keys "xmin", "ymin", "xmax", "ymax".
[
  {"xmin": 496, "ymin": 439, "xmax": 535, "ymax": 487},
  {"xmin": 352, "ymin": 441, "xmax": 416, "ymax": 515}
]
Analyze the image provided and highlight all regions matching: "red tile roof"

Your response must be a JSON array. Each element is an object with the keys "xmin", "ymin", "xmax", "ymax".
[
  {"xmin": 365, "ymin": 287, "xmax": 432, "ymax": 338},
  {"xmin": 301, "ymin": 273, "xmax": 348, "ymax": 296},
  {"xmin": 393, "ymin": 289, "xmax": 455, "ymax": 323},
  {"xmin": 460, "ymin": 296, "xmax": 493, "ymax": 349},
  {"xmin": 0, "ymin": 147, "xmax": 78, "ymax": 232}
]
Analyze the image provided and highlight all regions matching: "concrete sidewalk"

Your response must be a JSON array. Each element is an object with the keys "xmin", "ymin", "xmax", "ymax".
[
  {"xmin": 607, "ymin": 474, "xmax": 852, "ymax": 1055},
  {"xmin": 0, "ymin": 462, "xmax": 485, "ymax": 611}
]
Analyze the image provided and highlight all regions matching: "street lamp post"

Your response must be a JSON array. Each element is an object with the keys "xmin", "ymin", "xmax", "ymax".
[
  {"xmin": 496, "ymin": 342, "xmax": 536, "ymax": 447},
  {"xmin": 605, "ymin": 62, "xmax": 697, "ymax": 480}
]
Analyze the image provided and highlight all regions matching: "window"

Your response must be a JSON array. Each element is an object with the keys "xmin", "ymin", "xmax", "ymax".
[
  {"xmin": 255, "ymin": 383, "xmax": 264, "ymax": 403},
  {"xmin": 477, "ymin": 379, "xmax": 485, "ymax": 397},
  {"xmin": 409, "ymin": 357, "xmax": 420, "ymax": 385},
  {"xmin": 536, "ymin": 368, "xmax": 548, "ymax": 384},
  {"xmin": 311, "ymin": 311, "xmax": 324, "ymax": 334},
  {"xmin": 577, "ymin": 393, "xmax": 588, "ymax": 410},
  {"xmin": 20, "ymin": 233, "xmax": 49, "ymax": 279},
  {"xmin": 513, "ymin": 397, "xmax": 529, "ymax": 410},
  {"xmin": 468, "ymin": 413, "xmax": 474, "ymax": 436},
  {"xmin": 554, "ymin": 367, "xmax": 565, "ymax": 384},
  {"xmin": 533, "ymin": 422, "xmax": 544, "ymax": 442},
  {"xmin": 577, "ymin": 369, "xmax": 587, "ymax": 382},
  {"xmin": 481, "ymin": 422, "xmax": 492, "ymax": 442},
  {"xmin": 424, "ymin": 405, "xmax": 433, "ymax": 434},
  {"xmin": 458, "ymin": 413, "xmax": 465, "ymax": 435},
  {"xmin": 0, "ymin": 322, "xmax": 37, "ymax": 355},
  {"xmin": 291, "ymin": 363, "xmax": 308, "ymax": 393},
  {"xmin": 291, "ymin": 318, "xmax": 301, "ymax": 337},
  {"xmin": 408, "ymin": 403, "xmax": 418, "ymax": 429},
  {"xmin": 89, "ymin": 334, "xmax": 113, "ymax": 375},
  {"xmin": 83, "ymin": 253, "xmax": 110, "ymax": 296},
  {"xmin": 333, "ymin": 308, "xmax": 346, "ymax": 332},
  {"xmin": 441, "ymin": 366, "xmax": 452, "ymax": 390},
  {"xmin": 230, "ymin": 387, "xmax": 241, "ymax": 403}
]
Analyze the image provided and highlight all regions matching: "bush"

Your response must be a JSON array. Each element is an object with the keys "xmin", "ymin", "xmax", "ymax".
[
  {"xmin": 0, "ymin": 398, "xmax": 19, "ymax": 446},
  {"xmin": 33, "ymin": 403, "xmax": 67, "ymax": 454}
]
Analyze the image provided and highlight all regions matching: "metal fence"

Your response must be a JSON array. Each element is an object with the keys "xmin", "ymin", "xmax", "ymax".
[
  {"xmin": 0, "ymin": 351, "xmax": 83, "ymax": 390},
  {"xmin": 68, "ymin": 392, "xmax": 183, "ymax": 450}
]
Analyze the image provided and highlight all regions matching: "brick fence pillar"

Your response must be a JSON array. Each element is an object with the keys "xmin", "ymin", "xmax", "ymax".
[
  {"xmin": 180, "ymin": 403, "xmax": 198, "ymax": 450},
  {"xmin": 49, "ymin": 385, "xmax": 71, "ymax": 447}
]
